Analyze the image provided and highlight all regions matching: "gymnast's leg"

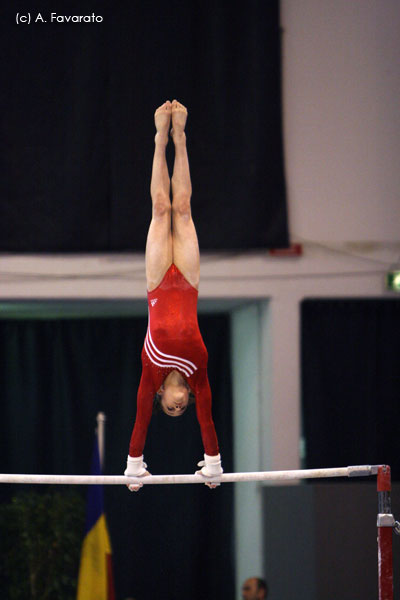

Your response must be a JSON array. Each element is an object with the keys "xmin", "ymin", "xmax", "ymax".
[
  {"xmin": 145, "ymin": 101, "xmax": 173, "ymax": 292},
  {"xmin": 170, "ymin": 100, "xmax": 200, "ymax": 289},
  {"xmin": 125, "ymin": 102, "xmax": 173, "ymax": 490},
  {"xmin": 170, "ymin": 101, "xmax": 220, "ymax": 489}
]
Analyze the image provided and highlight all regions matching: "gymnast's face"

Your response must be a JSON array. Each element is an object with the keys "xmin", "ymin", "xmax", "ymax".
[
  {"xmin": 242, "ymin": 578, "xmax": 265, "ymax": 600},
  {"xmin": 159, "ymin": 382, "xmax": 189, "ymax": 417}
]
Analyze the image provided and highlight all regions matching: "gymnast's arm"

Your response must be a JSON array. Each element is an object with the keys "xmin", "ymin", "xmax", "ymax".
[
  {"xmin": 193, "ymin": 368, "xmax": 223, "ymax": 479},
  {"xmin": 124, "ymin": 365, "xmax": 155, "ymax": 486}
]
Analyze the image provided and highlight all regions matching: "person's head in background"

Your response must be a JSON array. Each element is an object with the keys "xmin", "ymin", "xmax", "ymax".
[{"xmin": 242, "ymin": 577, "xmax": 268, "ymax": 600}]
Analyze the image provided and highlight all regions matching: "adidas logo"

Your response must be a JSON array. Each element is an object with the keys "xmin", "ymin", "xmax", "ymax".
[{"xmin": 150, "ymin": 298, "xmax": 158, "ymax": 307}]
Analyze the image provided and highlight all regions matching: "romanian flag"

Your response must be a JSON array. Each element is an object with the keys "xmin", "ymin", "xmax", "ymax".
[{"xmin": 77, "ymin": 438, "xmax": 116, "ymax": 600}]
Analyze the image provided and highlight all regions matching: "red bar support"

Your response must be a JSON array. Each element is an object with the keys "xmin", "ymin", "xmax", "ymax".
[{"xmin": 377, "ymin": 465, "xmax": 394, "ymax": 600}]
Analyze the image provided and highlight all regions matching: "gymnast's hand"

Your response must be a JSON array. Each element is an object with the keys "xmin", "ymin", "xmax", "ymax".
[
  {"xmin": 126, "ymin": 470, "xmax": 151, "ymax": 492},
  {"xmin": 204, "ymin": 480, "xmax": 219, "ymax": 490},
  {"xmin": 124, "ymin": 455, "xmax": 150, "ymax": 492},
  {"xmin": 196, "ymin": 453, "xmax": 223, "ymax": 489}
]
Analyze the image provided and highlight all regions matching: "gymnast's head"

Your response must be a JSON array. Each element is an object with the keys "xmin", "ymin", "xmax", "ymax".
[
  {"xmin": 241, "ymin": 577, "xmax": 268, "ymax": 600},
  {"xmin": 154, "ymin": 370, "xmax": 194, "ymax": 417}
]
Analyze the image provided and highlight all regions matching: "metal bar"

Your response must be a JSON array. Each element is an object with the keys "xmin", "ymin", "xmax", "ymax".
[
  {"xmin": 377, "ymin": 465, "xmax": 394, "ymax": 600},
  {"xmin": 96, "ymin": 411, "xmax": 106, "ymax": 471},
  {"xmin": 0, "ymin": 465, "xmax": 375, "ymax": 486}
]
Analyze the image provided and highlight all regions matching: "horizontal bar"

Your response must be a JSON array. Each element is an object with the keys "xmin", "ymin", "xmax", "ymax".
[{"xmin": 0, "ymin": 465, "xmax": 375, "ymax": 486}]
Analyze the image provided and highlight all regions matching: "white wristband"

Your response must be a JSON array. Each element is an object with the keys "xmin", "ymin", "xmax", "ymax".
[
  {"xmin": 124, "ymin": 455, "xmax": 148, "ymax": 477},
  {"xmin": 197, "ymin": 453, "xmax": 223, "ymax": 477}
]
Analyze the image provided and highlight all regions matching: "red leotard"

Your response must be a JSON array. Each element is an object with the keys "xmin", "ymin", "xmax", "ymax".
[{"xmin": 128, "ymin": 264, "xmax": 219, "ymax": 458}]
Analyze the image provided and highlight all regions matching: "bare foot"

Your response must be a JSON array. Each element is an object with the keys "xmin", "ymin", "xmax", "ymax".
[
  {"xmin": 154, "ymin": 101, "xmax": 172, "ymax": 144},
  {"xmin": 171, "ymin": 99, "xmax": 188, "ymax": 142}
]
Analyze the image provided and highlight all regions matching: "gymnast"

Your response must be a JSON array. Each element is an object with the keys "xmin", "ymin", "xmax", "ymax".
[{"xmin": 124, "ymin": 100, "xmax": 223, "ymax": 490}]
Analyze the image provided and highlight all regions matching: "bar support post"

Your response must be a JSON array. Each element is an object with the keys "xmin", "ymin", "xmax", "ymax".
[{"xmin": 377, "ymin": 465, "xmax": 394, "ymax": 600}]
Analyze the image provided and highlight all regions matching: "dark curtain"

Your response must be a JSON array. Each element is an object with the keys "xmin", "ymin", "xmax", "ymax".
[
  {"xmin": 0, "ymin": 314, "xmax": 234, "ymax": 600},
  {"xmin": 0, "ymin": 0, "xmax": 288, "ymax": 251},
  {"xmin": 301, "ymin": 299, "xmax": 400, "ymax": 480}
]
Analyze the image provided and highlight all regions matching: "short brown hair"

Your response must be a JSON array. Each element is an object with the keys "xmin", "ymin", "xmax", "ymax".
[{"xmin": 256, "ymin": 578, "xmax": 268, "ymax": 597}]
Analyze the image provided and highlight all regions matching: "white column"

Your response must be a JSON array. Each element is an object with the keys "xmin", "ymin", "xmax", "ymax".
[
  {"xmin": 232, "ymin": 297, "xmax": 301, "ymax": 597},
  {"xmin": 268, "ymin": 295, "xmax": 301, "ymax": 471},
  {"xmin": 232, "ymin": 304, "xmax": 264, "ymax": 597}
]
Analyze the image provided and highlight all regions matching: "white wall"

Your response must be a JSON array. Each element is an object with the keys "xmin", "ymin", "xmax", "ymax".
[{"xmin": 281, "ymin": 0, "xmax": 400, "ymax": 243}]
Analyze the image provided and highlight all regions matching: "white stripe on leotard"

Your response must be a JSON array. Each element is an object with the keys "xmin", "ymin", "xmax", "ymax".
[
  {"xmin": 144, "ymin": 335, "xmax": 192, "ymax": 377},
  {"xmin": 144, "ymin": 312, "xmax": 198, "ymax": 377}
]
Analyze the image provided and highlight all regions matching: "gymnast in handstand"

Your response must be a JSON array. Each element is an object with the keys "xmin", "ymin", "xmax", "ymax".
[{"xmin": 124, "ymin": 100, "xmax": 223, "ymax": 490}]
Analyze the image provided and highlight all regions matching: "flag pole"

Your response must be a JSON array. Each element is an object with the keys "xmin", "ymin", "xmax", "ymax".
[
  {"xmin": 96, "ymin": 412, "xmax": 106, "ymax": 472},
  {"xmin": 77, "ymin": 413, "xmax": 116, "ymax": 600}
]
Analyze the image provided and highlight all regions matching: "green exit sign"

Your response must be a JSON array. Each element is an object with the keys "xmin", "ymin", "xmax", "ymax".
[{"xmin": 386, "ymin": 271, "xmax": 400, "ymax": 292}]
